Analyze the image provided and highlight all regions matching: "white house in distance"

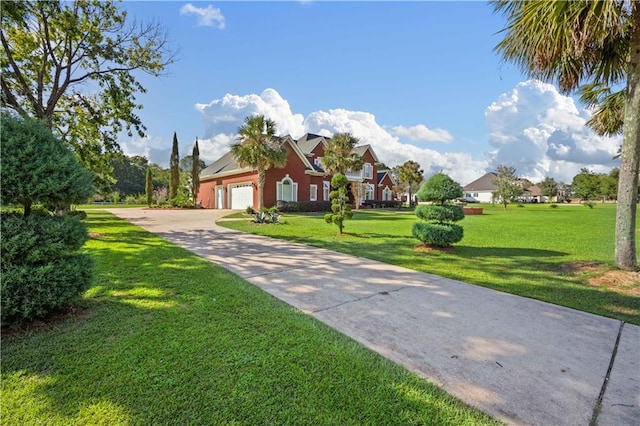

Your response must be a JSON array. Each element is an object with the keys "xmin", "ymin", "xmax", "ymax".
[
  {"xmin": 464, "ymin": 172, "xmax": 555, "ymax": 203},
  {"xmin": 463, "ymin": 172, "xmax": 498, "ymax": 203}
]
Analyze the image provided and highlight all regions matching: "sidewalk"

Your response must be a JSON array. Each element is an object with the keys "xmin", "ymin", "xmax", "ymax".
[{"xmin": 106, "ymin": 208, "xmax": 639, "ymax": 425}]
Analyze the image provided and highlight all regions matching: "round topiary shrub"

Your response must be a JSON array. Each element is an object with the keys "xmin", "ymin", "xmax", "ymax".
[
  {"xmin": 415, "ymin": 204, "xmax": 465, "ymax": 223},
  {"xmin": 412, "ymin": 222, "xmax": 464, "ymax": 247},
  {"xmin": 413, "ymin": 172, "xmax": 465, "ymax": 248}
]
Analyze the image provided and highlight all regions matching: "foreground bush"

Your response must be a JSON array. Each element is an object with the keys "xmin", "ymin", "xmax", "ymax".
[
  {"xmin": 0, "ymin": 116, "xmax": 94, "ymax": 324},
  {"xmin": 1, "ymin": 212, "xmax": 93, "ymax": 323}
]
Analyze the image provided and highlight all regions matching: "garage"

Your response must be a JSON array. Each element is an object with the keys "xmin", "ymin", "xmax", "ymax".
[{"xmin": 230, "ymin": 184, "xmax": 253, "ymax": 210}]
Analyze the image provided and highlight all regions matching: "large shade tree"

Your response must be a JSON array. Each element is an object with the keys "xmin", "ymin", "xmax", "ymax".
[
  {"xmin": 231, "ymin": 115, "xmax": 287, "ymax": 210},
  {"xmin": 492, "ymin": 0, "xmax": 640, "ymax": 269},
  {"xmin": 1, "ymin": 0, "xmax": 175, "ymax": 188}
]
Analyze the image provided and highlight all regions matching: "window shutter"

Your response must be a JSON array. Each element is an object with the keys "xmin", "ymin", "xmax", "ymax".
[
  {"xmin": 276, "ymin": 182, "xmax": 282, "ymax": 200},
  {"xmin": 293, "ymin": 183, "xmax": 298, "ymax": 201}
]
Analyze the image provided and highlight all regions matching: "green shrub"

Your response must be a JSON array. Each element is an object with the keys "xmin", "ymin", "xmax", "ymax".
[
  {"xmin": 67, "ymin": 209, "xmax": 88, "ymax": 220},
  {"xmin": 412, "ymin": 222, "xmax": 463, "ymax": 247},
  {"xmin": 2, "ymin": 255, "xmax": 93, "ymax": 322},
  {"xmin": 246, "ymin": 206, "xmax": 255, "ymax": 215},
  {"xmin": 415, "ymin": 205, "xmax": 464, "ymax": 222},
  {"xmin": 1, "ymin": 212, "xmax": 93, "ymax": 323},
  {"xmin": 584, "ymin": 201, "xmax": 596, "ymax": 209},
  {"xmin": 1, "ymin": 212, "xmax": 88, "ymax": 266},
  {"xmin": 550, "ymin": 204, "xmax": 559, "ymax": 209}
]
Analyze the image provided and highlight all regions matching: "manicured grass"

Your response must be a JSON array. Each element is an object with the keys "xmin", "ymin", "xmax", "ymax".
[
  {"xmin": 219, "ymin": 203, "xmax": 639, "ymax": 325},
  {"xmin": 1, "ymin": 211, "xmax": 498, "ymax": 425}
]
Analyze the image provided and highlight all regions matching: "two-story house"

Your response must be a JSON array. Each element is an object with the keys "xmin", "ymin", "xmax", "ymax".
[{"xmin": 197, "ymin": 133, "xmax": 394, "ymax": 210}]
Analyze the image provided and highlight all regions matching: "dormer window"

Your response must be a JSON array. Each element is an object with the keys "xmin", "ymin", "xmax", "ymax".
[{"xmin": 314, "ymin": 157, "xmax": 323, "ymax": 168}]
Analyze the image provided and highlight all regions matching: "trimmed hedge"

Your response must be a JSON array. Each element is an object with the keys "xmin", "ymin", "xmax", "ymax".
[
  {"xmin": 412, "ymin": 222, "xmax": 464, "ymax": 247},
  {"xmin": 361, "ymin": 200, "xmax": 403, "ymax": 208},
  {"xmin": 415, "ymin": 204, "xmax": 464, "ymax": 222},
  {"xmin": 276, "ymin": 200, "xmax": 332, "ymax": 212},
  {"xmin": 1, "ymin": 212, "xmax": 93, "ymax": 323}
]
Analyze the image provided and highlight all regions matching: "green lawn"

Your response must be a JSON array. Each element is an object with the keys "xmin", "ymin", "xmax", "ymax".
[
  {"xmin": 219, "ymin": 203, "xmax": 639, "ymax": 325},
  {"xmin": 1, "ymin": 211, "xmax": 498, "ymax": 426}
]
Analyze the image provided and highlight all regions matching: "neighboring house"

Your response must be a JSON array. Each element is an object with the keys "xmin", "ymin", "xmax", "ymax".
[
  {"xmin": 463, "ymin": 172, "xmax": 498, "ymax": 203},
  {"xmin": 197, "ymin": 133, "xmax": 392, "ymax": 210}
]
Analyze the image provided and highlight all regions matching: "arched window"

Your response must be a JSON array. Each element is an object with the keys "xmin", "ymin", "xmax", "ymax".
[{"xmin": 276, "ymin": 175, "xmax": 298, "ymax": 202}]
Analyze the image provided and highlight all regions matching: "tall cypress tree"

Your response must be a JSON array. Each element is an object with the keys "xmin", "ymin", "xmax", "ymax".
[
  {"xmin": 191, "ymin": 138, "xmax": 201, "ymax": 207},
  {"xmin": 169, "ymin": 132, "xmax": 180, "ymax": 203},
  {"xmin": 145, "ymin": 167, "xmax": 153, "ymax": 207}
]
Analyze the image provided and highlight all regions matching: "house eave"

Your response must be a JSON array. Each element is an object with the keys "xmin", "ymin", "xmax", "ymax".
[{"xmin": 201, "ymin": 167, "xmax": 254, "ymax": 181}]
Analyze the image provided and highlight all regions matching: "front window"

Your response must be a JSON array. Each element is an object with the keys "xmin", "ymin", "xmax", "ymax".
[
  {"xmin": 276, "ymin": 175, "xmax": 298, "ymax": 202},
  {"xmin": 323, "ymin": 181, "xmax": 330, "ymax": 201},
  {"xmin": 363, "ymin": 163, "xmax": 373, "ymax": 179},
  {"xmin": 310, "ymin": 184, "xmax": 317, "ymax": 201},
  {"xmin": 382, "ymin": 187, "xmax": 392, "ymax": 201},
  {"xmin": 364, "ymin": 183, "xmax": 374, "ymax": 200}
]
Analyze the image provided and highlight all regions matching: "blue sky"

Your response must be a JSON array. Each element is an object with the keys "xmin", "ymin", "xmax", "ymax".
[{"xmin": 120, "ymin": 1, "xmax": 621, "ymax": 184}]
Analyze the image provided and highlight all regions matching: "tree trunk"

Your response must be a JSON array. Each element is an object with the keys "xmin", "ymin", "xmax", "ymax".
[
  {"xmin": 258, "ymin": 169, "xmax": 265, "ymax": 211},
  {"xmin": 615, "ymin": 3, "xmax": 640, "ymax": 270}
]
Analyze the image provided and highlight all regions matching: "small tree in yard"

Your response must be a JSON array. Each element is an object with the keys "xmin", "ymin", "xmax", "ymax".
[
  {"xmin": 324, "ymin": 173, "xmax": 353, "ymax": 234},
  {"xmin": 412, "ymin": 173, "xmax": 465, "ymax": 247},
  {"xmin": 0, "ymin": 115, "xmax": 94, "ymax": 324},
  {"xmin": 493, "ymin": 165, "xmax": 523, "ymax": 209}
]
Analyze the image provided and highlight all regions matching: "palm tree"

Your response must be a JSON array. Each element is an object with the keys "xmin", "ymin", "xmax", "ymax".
[
  {"xmin": 322, "ymin": 132, "xmax": 365, "ymax": 175},
  {"xmin": 231, "ymin": 115, "xmax": 287, "ymax": 210},
  {"xmin": 492, "ymin": 0, "xmax": 640, "ymax": 270}
]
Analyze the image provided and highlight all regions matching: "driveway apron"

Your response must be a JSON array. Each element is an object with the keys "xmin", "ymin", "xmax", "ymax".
[{"xmin": 105, "ymin": 208, "xmax": 639, "ymax": 426}]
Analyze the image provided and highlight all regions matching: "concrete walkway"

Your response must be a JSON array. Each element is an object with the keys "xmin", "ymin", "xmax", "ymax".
[{"xmin": 105, "ymin": 208, "xmax": 639, "ymax": 426}]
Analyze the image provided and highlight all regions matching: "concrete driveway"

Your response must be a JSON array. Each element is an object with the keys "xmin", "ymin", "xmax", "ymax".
[{"xmin": 105, "ymin": 208, "xmax": 639, "ymax": 426}]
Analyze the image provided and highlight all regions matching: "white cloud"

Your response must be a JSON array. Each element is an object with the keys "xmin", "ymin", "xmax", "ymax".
[
  {"xmin": 180, "ymin": 3, "xmax": 225, "ymax": 29},
  {"xmin": 485, "ymin": 80, "xmax": 620, "ymax": 182},
  {"xmin": 391, "ymin": 124, "xmax": 453, "ymax": 143},
  {"xmin": 195, "ymin": 90, "xmax": 487, "ymax": 185}
]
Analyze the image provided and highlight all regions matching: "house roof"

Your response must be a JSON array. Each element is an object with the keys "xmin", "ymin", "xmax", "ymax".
[
  {"xmin": 352, "ymin": 144, "xmax": 379, "ymax": 163},
  {"xmin": 377, "ymin": 170, "xmax": 395, "ymax": 186},
  {"xmin": 200, "ymin": 133, "xmax": 382, "ymax": 180},
  {"xmin": 200, "ymin": 150, "xmax": 240, "ymax": 178},
  {"xmin": 295, "ymin": 133, "xmax": 327, "ymax": 155},
  {"xmin": 527, "ymin": 185, "xmax": 541, "ymax": 196},
  {"xmin": 463, "ymin": 172, "xmax": 498, "ymax": 191}
]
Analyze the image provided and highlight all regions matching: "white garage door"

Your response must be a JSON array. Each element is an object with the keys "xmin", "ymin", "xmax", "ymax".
[{"xmin": 230, "ymin": 184, "xmax": 253, "ymax": 210}]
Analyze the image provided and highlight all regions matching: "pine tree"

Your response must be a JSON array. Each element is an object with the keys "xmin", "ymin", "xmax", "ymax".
[
  {"xmin": 169, "ymin": 132, "xmax": 180, "ymax": 204},
  {"xmin": 191, "ymin": 138, "xmax": 201, "ymax": 207}
]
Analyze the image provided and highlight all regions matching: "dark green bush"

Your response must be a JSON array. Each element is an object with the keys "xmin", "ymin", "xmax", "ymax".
[
  {"xmin": 2, "ymin": 255, "xmax": 93, "ymax": 322},
  {"xmin": 1, "ymin": 212, "xmax": 92, "ymax": 323},
  {"xmin": 276, "ymin": 200, "xmax": 332, "ymax": 212},
  {"xmin": 415, "ymin": 204, "xmax": 464, "ymax": 222},
  {"xmin": 412, "ymin": 222, "xmax": 464, "ymax": 247},
  {"xmin": 1, "ymin": 212, "xmax": 88, "ymax": 266}
]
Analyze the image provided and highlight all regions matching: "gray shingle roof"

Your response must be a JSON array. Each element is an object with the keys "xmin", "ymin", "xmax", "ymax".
[
  {"xmin": 200, "ymin": 150, "xmax": 239, "ymax": 178},
  {"xmin": 463, "ymin": 172, "xmax": 498, "ymax": 191}
]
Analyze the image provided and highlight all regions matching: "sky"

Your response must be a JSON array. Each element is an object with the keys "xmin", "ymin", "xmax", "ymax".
[{"xmin": 119, "ymin": 1, "xmax": 621, "ymax": 185}]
